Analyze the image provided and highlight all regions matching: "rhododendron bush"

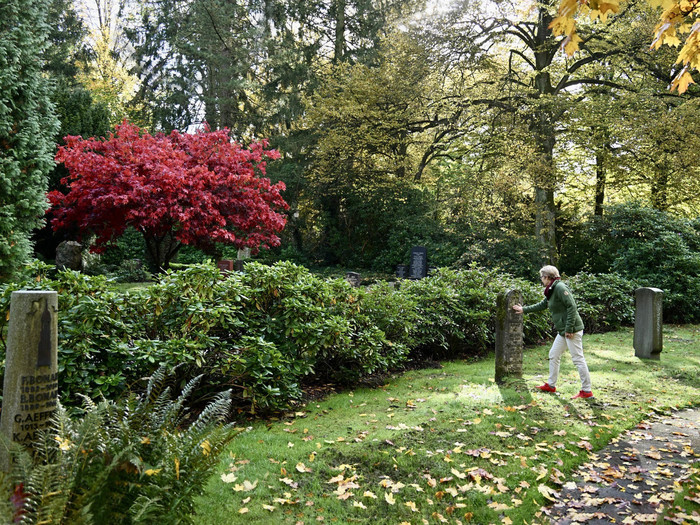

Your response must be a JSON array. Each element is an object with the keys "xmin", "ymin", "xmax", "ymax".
[{"xmin": 49, "ymin": 122, "xmax": 288, "ymax": 269}]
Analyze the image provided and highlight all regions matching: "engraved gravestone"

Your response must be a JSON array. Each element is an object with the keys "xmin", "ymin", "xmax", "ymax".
[
  {"xmin": 408, "ymin": 246, "xmax": 427, "ymax": 280},
  {"xmin": 395, "ymin": 265, "xmax": 408, "ymax": 279},
  {"xmin": 495, "ymin": 289, "xmax": 523, "ymax": 384},
  {"xmin": 634, "ymin": 287, "xmax": 663, "ymax": 360},
  {"xmin": 0, "ymin": 291, "xmax": 59, "ymax": 470}
]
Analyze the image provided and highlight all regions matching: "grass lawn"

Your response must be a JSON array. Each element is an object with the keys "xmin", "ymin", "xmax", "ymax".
[{"xmin": 194, "ymin": 326, "xmax": 700, "ymax": 524}]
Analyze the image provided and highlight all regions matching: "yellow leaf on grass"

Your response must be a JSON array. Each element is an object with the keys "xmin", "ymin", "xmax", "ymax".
[
  {"xmin": 405, "ymin": 501, "xmax": 418, "ymax": 512},
  {"xmin": 363, "ymin": 491, "xmax": 377, "ymax": 499},
  {"xmin": 233, "ymin": 480, "xmax": 258, "ymax": 492},
  {"xmin": 221, "ymin": 472, "xmax": 238, "ymax": 483},
  {"xmin": 262, "ymin": 504, "xmax": 276, "ymax": 511},
  {"xmin": 296, "ymin": 462, "xmax": 312, "ymax": 473},
  {"xmin": 538, "ymin": 484, "xmax": 559, "ymax": 501},
  {"xmin": 353, "ymin": 501, "xmax": 367, "ymax": 509},
  {"xmin": 238, "ymin": 508, "xmax": 249, "ymax": 514},
  {"xmin": 145, "ymin": 468, "xmax": 161, "ymax": 476},
  {"xmin": 451, "ymin": 468, "xmax": 467, "ymax": 479},
  {"xmin": 385, "ymin": 492, "xmax": 396, "ymax": 505}
]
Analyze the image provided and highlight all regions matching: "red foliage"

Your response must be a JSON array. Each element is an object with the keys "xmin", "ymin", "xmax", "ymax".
[{"xmin": 49, "ymin": 122, "xmax": 288, "ymax": 267}]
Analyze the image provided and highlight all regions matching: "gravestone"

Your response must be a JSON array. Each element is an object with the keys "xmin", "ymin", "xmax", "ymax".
[
  {"xmin": 345, "ymin": 272, "xmax": 361, "ymax": 287},
  {"xmin": 495, "ymin": 289, "xmax": 523, "ymax": 384},
  {"xmin": 0, "ymin": 291, "xmax": 59, "ymax": 470},
  {"xmin": 634, "ymin": 287, "xmax": 663, "ymax": 360},
  {"xmin": 408, "ymin": 246, "xmax": 428, "ymax": 280},
  {"xmin": 55, "ymin": 240, "xmax": 83, "ymax": 271},
  {"xmin": 395, "ymin": 265, "xmax": 409, "ymax": 279},
  {"xmin": 217, "ymin": 259, "xmax": 234, "ymax": 273}
]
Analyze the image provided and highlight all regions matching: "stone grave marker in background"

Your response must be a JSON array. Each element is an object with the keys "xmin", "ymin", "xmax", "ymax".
[
  {"xmin": 495, "ymin": 289, "xmax": 523, "ymax": 384},
  {"xmin": 345, "ymin": 272, "xmax": 361, "ymax": 287},
  {"xmin": 217, "ymin": 259, "xmax": 234, "ymax": 274},
  {"xmin": 0, "ymin": 291, "xmax": 59, "ymax": 470},
  {"xmin": 408, "ymin": 246, "xmax": 428, "ymax": 280},
  {"xmin": 634, "ymin": 287, "xmax": 663, "ymax": 360},
  {"xmin": 395, "ymin": 264, "xmax": 408, "ymax": 279},
  {"xmin": 55, "ymin": 240, "xmax": 83, "ymax": 271}
]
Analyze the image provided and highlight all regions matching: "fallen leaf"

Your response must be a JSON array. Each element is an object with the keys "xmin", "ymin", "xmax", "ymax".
[
  {"xmin": 538, "ymin": 484, "xmax": 559, "ymax": 502},
  {"xmin": 385, "ymin": 492, "xmax": 396, "ymax": 505},
  {"xmin": 221, "ymin": 473, "xmax": 238, "ymax": 483},
  {"xmin": 296, "ymin": 462, "xmax": 312, "ymax": 473}
]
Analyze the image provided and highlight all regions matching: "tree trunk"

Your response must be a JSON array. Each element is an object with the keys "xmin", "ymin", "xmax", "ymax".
[
  {"xmin": 333, "ymin": 0, "xmax": 346, "ymax": 63},
  {"xmin": 651, "ymin": 169, "xmax": 670, "ymax": 211},
  {"xmin": 530, "ymin": 5, "xmax": 558, "ymax": 265},
  {"xmin": 594, "ymin": 148, "xmax": 607, "ymax": 216}
]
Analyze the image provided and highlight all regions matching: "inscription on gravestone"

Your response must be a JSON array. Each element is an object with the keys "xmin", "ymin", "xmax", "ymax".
[
  {"xmin": 634, "ymin": 287, "xmax": 663, "ymax": 360},
  {"xmin": 408, "ymin": 246, "xmax": 427, "ymax": 280},
  {"xmin": 0, "ymin": 291, "xmax": 59, "ymax": 470},
  {"xmin": 495, "ymin": 289, "xmax": 523, "ymax": 384}
]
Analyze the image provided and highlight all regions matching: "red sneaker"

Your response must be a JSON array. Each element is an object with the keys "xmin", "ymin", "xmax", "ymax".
[
  {"xmin": 572, "ymin": 390, "xmax": 594, "ymax": 399},
  {"xmin": 536, "ymin": 383, "xmax": 556, "ymax": 393}
]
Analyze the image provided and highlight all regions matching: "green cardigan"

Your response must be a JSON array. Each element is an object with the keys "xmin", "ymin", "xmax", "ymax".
[{"xmin": 522, "ymin": 280, "xmax": 584, "ymax": 336}]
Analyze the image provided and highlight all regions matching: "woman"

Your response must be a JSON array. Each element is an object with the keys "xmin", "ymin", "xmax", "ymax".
[{"xmin": 513, "ymin": 265, "xmax": 593, "ymax": 399}]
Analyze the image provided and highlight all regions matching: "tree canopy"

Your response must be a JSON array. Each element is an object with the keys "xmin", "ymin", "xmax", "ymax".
[
  {"xmin": 551, "ymin": 0, "xmax": 700, "ymax": 92},
  {"xmin": 49, "ymin": 122, "xmax": 288, "ymax": 270}
]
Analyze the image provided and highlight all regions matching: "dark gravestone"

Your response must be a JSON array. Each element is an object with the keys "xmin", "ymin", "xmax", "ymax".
[
  {"xmin": 634, "ymin": 287, "xmax": 663, "ymax": 360},
  {"xmin": 0, "ymin": 291, "xmax": 59, "ymax": 470},
  {"xmin": 408, "ymin": 246, "xmax": 428, "ymax": 280},
  {"xmin": 55, "ymin": 240, "xmax": 83, "ymax": 271},
  {"xmin": 345, "ymin": 272, "xmax": 361, "ymax": 287},
  {"xmin": 495, "ymin": 289, "xmax": 523, "ymax": 384},
  {"xmin": 395, "ymin": 265, "xmax": 409, "ymax": 279}
]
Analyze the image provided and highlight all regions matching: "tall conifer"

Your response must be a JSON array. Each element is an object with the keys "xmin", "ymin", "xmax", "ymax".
[{"xmin": 0, "ymin": 0, "xmax": 59, "ymax": 279}]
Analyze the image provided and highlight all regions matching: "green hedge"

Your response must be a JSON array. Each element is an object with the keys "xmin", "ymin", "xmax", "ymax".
[{"xmin": 0, "ymin": 261, "xmax": 635, "ymax": 414}]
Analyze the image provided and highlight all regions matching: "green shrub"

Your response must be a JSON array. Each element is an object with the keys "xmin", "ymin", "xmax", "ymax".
[
  {"xmin": 566, "ymin": 272, "xmax": 637, "ymax": 333},
  {"xmin": 0, "ymin": 368, "xmax": 236, "ymax": 524},
  {"xmin": 560, "ymin": 203, "xmax": 700, "ymax": 323},
  {"xmin": 362, "ymin": 267, "xmax": 550, "ymax": 361}
]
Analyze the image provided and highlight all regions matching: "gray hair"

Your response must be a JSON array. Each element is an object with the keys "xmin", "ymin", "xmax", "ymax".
[{"xmin": 539, "ymin": 265, "xmax": 560, "ymax": 279}]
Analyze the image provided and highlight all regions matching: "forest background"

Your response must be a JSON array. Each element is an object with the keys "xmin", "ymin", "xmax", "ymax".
[{"xmin": 3, "ymin": 0, "xmax": 700, "ymax": 282}]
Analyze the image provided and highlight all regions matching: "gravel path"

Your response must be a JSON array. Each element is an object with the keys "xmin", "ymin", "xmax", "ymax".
[{"xmin": 543, "ymin": 407, "xmax": 700, "ymax": 524}]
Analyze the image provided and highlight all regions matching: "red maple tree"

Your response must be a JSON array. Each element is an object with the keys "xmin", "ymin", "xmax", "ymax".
[{"xmin": 49, "ymin": 122, "xmax": 288, "ymax": 270}]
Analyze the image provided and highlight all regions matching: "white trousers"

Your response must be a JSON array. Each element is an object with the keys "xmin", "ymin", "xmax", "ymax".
[{"xmin": 548, "ymin": 331, "xmax": 591, "ymax": 391}]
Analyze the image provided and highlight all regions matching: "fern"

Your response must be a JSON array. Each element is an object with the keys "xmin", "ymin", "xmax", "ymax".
[{"xmin": 0, "ymin": 367, "xmax": 236, "ymax": 524}]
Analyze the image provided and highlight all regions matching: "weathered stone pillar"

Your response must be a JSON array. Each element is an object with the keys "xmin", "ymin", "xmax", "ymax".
[
  {"xmin": 495, "ymin": 289, "xmax": 523, "ymax": 384},
  {"xmin": 0, "ymin": 291, "xmax": 59, "ymax": 469},
  {"xmin": 634, "ymin": 287, "xmax": 663, "ymax": 360}
]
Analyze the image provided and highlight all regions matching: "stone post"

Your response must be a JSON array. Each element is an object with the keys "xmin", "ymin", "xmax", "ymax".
[
  {"xmin": 345, "ymin": 272, "xmax": 361, "ymax": 287},
  {"xmin": 0, "ymin": 291, "xmax": 59, "ymax": 470},
  {"xmin": 495, "ymin": 289, "xmax": 523, "ymax": 384},
  {"xmin": 634, "ymin": 287, "xmax": 663, "ymax": 360}
]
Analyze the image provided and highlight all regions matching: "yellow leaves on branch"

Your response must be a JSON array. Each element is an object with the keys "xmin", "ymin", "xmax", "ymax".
[{"xmin": 551, "ymin": 0, "xmax": 699, "ymax": 93}]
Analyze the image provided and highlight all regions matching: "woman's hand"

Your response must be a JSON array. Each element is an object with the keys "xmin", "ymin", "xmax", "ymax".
[
  {"xmin": 565, "ymin": 332, "xmax": 574, "ymax": 339},
  {"xmin": 512, "ymin": 304, "xmax": 523, "ymax": 314}
]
